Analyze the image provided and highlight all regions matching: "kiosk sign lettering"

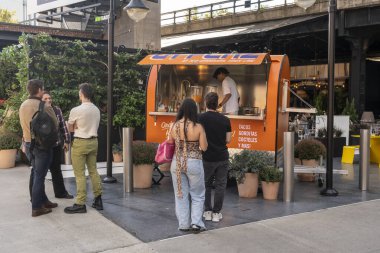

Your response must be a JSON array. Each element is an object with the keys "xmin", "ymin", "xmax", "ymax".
[
  {"xmin": 236, "ymin": 124, "xmax": 258, "ymax": 149},
  {"xmin": 138, "ymin": 53, "xmax": 268, "ymax": 66}
]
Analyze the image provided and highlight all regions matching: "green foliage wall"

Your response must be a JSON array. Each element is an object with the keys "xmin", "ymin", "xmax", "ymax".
[
  {"xmin": 1, "ymin": 35, "xmax": 30, "ymax": 135},
  {"xmin": 27, "ymin": 34, "xmax": 108, "ymax": 116},
  {"xmin": 0, "ymin": 33, "xmax": 148, "ymax": 136}
]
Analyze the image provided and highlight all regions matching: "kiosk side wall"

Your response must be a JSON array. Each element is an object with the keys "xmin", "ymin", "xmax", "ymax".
[{"xmin": 273, "ymin": 55, "xmax": 290, "ymax": 152}]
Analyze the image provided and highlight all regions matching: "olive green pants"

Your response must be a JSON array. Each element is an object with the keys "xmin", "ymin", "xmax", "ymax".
[{"xmin": 71, "ymin": 138, "xmax": 102, "ymax": 205}]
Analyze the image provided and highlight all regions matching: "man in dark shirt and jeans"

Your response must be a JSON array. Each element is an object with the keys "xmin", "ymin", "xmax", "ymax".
[{"xmin": 199, "ymin": 92, "xmax": 232, "ymax": 222}]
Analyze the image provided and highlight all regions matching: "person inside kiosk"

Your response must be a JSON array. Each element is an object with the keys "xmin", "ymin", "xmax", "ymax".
[{"xmin": 213, "ymin": 67, "xmax": 240, "ymax": 115}]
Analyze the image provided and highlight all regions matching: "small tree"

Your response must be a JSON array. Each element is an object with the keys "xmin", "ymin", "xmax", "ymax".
[
  {"xmin": 342, "ymin": 98, "xmax": 358, "ymax": 123},
  {"xmin": 0, "ymin": 9, "xmax": 17, "ymax": 23}
]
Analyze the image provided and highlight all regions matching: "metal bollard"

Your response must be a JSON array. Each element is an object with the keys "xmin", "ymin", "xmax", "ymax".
[
  {"xmin": 123, "ymin": 127, "xmax": 134, "ymax": 194},
  {"xmin": 359, "ymin": 129, "xmax": 370, "ymax": 191},
  {"xmin": 64, "ymin": 143, "xmax": 71, "ymax": 165},
  {"xmin": 283, "ymin": 132, "xmax": 294, "ymax": 202}
]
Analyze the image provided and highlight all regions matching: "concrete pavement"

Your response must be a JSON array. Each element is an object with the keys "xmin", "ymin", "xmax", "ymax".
[
  {"xmin": 0, "ymin": 165, "xmax": 155, "ymax": 253},
  {"xmin": 2, "ymin": 164, "xmax": 380, "ymax": 253},
  {"xmin": 150, "ymin": 199, "xmax": 380, "ymax": 253}
]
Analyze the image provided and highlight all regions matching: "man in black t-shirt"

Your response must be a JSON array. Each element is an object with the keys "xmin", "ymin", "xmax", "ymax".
[{"xmin": 199, "ymin": 92, "xmax": 232, "ymax": 223}]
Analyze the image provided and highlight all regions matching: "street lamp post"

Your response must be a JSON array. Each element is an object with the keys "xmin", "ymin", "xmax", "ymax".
[
  {"xmin": 295, "ymin": 0, "xmax": 338, "ymax": 195},
  {"xmin": 321, "ymin": 0, "xmax": 338, "ymax": 196},
  {"xmin": 103, "ymin": 0, "xmax": 151, "ymax": 183},
  {"xmin": 103, "ymin": 0, "xmax": 117, "ymax": 183}
]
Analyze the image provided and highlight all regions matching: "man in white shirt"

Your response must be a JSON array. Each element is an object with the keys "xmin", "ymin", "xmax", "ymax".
[
  {"xmin": 213, "ymin": 67, "xmax": 240, "ymax": 115},
  {"xmin": 64, "ymin": 83, "xmax": 103, "ymax": 214}
]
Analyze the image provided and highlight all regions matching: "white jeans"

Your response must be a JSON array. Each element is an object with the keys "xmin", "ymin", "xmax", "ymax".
[{"xmin": 170, "ymin": 158, "xmax": 205, "ymax": 229}]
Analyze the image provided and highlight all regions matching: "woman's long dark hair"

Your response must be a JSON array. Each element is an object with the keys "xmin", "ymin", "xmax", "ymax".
[{"xmin": 175, "ymin": 98, "xmax": 198, "ymax": 140}]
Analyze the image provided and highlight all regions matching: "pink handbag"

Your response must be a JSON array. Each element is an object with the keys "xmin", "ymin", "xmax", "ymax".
[{"xmin": 155, "ymin": 140, "xmax": 175, "ymax": 164}]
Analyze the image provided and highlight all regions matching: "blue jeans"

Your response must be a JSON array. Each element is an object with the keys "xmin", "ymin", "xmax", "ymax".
[
  {"xmin": 23, "ymin": 142, "xmax": 34, "ymax": 200},
  {"xmin": 170, "ymin": 158, "xmax": 205, "ymax": 230},
  {"xmin": 31, "ymin": 147, "xmax": 53, "ymax": 209},
  {"xmin": 23, "ymin": 141, "xmax": 31, "ymax": 161}
]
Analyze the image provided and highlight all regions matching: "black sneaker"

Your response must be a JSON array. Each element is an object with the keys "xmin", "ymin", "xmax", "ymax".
[
  {"xmin": 191, "ymin": 224, "xmax": 206, "ymax": 234},
  {"xmin": 92, "ymin": 195, "xmax": 103, "ymax": 210},
  {"xmin": 64, "ymin": 204, "xmax": 87, "ymax": 214}
]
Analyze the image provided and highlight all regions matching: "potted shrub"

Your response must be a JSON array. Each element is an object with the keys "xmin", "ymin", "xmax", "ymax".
[
  {"xmin": 112, "ymin": 143, "xmax": 123, "ymax": 162},
  {"xmin": 132, "ymin": 141, "xmax": 157, "ymax": 188},
  {"xmin": 316, "ymin": 127, "xmax": 346, "ymax": 157},
  {"xmin": 294, "ymin": 139, "xmax": 326, "ymax": 182},
  {"xmin": 0, "ymin": 131, "xmax": 21, "ymax": 169},
  {"xmin": 229, "ymin": 150, "xmax": 274, "ymax": 198},
  {"xmin": 259, "ymin": 166, "xmax": 282, "ymax": 200}
]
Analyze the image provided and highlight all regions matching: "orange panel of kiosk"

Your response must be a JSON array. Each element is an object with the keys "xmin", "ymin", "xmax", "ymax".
[
  {"xmin": 143, "ymin": 54, "xmax": 289, "ymax": 152},
  {"xmin": 139, "ymin": 53, "xmax": 269, "ymax": 65}
]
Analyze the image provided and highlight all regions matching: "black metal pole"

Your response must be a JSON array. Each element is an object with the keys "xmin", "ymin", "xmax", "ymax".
[
  {"xmin": 103, "ymin": 0, "xmax": 117, "ymax": 183},
  {"xmin": 321, "ymin": 0, "xmax": 338, "ymax": 196}
]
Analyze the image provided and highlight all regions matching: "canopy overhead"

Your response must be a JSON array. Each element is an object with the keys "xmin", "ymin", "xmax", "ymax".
[
  {"xmin": 161, "ymin": 15, "xmax": 326, "ymax": 50},
  {"xmin": 138, "ymin": 53, "xmax": 271, "ymax": 65}
]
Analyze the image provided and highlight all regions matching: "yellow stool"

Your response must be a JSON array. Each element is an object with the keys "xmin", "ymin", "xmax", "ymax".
[{"xmin": 341, "ymin": 145, "xmax": 359, "ymax": 164}]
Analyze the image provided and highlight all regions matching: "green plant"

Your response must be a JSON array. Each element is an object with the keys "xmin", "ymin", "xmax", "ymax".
[
  {"xmin": 259, "ymin": 166, "xmax": 282, "ymax": 182},
  {"xmin": 132, "ymin": 141, "xmax": 157, "ymax": 165},
  {"xmin": 317, "ymin": 127, "xmax": 343, "ymax": 138},
  {"xmin": 314, "ymin": 92, "xmax": 326, "ymax": 115},
  {"xmin": 334, "ymin": 128, "xmax": 343, "ymax": 137},
  {"xmin": 0, "ymin": 34, "xmax": 147, "ymax": 139},
  {"xmin": 0, "ymin": 131, "xmax": 21, "ymax": 150},
  {"xmin": 0, "ymin": 9, "xmax": 17, "ymax": 23},
  {"xmin": 317, "ymin": 128, "xmax": 327, "ymax": 138},
  {"xmin": 229, "ymin": 150, "xmax": 274, "ymax": 184},
  {"xmin": 342, "ymin": 98, "xmax": 358, "ymax": 123},
  {"xmin": 112, "ymin": 143, "xmax": 122, "ymax": 154},
  {"xmin": 294, "ymin": 139, "xmax": 326, "ymax": 160},
  {"xmin": 0, "ymin": 35, "xmax": 29, "ymax": 135},
  {"xmin": 113, "ymin": 90, "xmax": 146, "ymax": 129}
]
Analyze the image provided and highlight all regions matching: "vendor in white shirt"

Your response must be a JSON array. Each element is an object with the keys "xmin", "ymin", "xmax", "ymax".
[{"xmin": 213, "ymin": 67, "xmax": 240, "ymax": 115}]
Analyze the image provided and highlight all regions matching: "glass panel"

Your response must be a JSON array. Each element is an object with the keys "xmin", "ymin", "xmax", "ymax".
[{"xmin": 155, "ymin": 63, "xmax": 271, "ymax": 114}]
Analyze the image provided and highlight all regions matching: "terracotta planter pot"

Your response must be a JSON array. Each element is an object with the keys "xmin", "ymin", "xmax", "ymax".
[
  {"xmin": 297, "ymin": 159, "xmax": 318, "ymax": 182},
  {"xmin": 0, "ymin": 149, "xmax": 17, "ymax": 169},
  {"xmin": 261, "ymin": 181, "xmax": 280, "ymax": 200},
  {"xmin": 113, "ymin": 153, "xmax": 123, "ymax": 163},
  {"xmin": 237, "ymin": 173, "xmax": 258, "ymax": 198},
  {"xmin": 302, "ymin": 159, "xmax": 318, "ymax": 167},
  {"xmin": 133, "ymin": 164, "xmax": 153, "ymax": 188}
]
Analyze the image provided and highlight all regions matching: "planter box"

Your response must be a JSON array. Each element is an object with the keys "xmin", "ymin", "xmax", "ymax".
[
  {"xmin": 296, "ymin": 159, "xmax": 316, "ymax": 182},
  {"xmin": 237, "ymin": 173, "xmax": 258, "ymax": 198},
  {"xmin": 133, "ymin": 164, "xmax": 153, "ymax": 188},
  {"xmin": 0, "ymin": 149, "xmax": 17, "ymax": 169},
  {"xmin": 261, "ymin": 181, "xmax": 280, "ymax": 200},
  {"xmin": 315, "ymin": 137, "xmax": 346, "ymax": 157},
  {"xmin": 113, "ymin": 153, "xmax": 123, "ymax": 162}
]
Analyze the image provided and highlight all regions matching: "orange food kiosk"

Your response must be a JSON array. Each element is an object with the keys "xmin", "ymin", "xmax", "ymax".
[{"xmin": 138, "ymin": 53, "xmax": 290, "ymax": 161}]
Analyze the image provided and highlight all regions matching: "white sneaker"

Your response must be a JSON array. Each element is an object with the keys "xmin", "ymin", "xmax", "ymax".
[
  {"xmin": 203, "ymin": 211, "xmax": 212, "ymax": 221},
  {"xmin": 212, "ymin": 212, "xmax": 223, "ymax": 222}
]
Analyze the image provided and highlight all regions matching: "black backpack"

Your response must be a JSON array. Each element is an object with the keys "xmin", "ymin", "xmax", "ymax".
[{"xmin": 30, "ymin": 101, "xmax": 58, "ymax": 150}]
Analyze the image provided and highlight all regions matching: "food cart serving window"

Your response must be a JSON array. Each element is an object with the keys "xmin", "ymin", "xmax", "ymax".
[{"xmin": 139, "ymin": 53, "xmax": 290, "ymax": 161}]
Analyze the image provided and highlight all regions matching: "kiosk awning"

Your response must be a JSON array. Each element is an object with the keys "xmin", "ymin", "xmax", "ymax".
[{"xmin": 138, "ymin": 53, "xmax": 270, "ymax": 65}]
